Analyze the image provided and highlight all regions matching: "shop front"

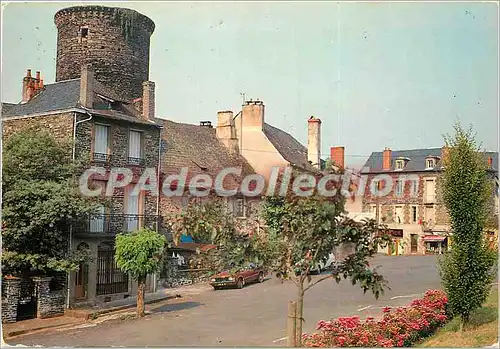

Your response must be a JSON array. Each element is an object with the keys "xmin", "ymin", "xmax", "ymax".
[
  {"xmin": 387, "ymin": 229, "xmax": 404, "ymax": 255},
  {"xmin": 423, "ymin": 234, "xmax": 448, "ymax": 255}
]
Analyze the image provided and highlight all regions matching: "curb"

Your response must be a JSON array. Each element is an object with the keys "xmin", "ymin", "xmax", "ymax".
[
  {"xmin": 3, "ymin": 294, "xmax": 177, "ymax": 339},
  {"xmin": 72, "ymin": 294, "xmax": 177, "ymax": 320},
  {"xmin": 4, "ymin": 320, "xmax": 85, "ymax": 339}
]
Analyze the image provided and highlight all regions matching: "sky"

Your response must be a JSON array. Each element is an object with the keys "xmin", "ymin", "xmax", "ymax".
[{"xmin": 1, "ymin": 1, "xmax": 498, "ymax": 167}]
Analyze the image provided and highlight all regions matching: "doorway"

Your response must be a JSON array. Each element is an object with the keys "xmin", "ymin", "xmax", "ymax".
[
  {"xmin": 410, "ymin": 234, "xmax": 418, "ymax": 254},
  {"xmin": 74, "ymin": 243, "xmax": 90, "ymax": 299}
]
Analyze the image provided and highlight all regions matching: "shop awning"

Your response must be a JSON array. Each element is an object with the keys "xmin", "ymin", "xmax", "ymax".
[{"xmin": 423, "ymin": 235, "xmax": 446, "ymax": 242}]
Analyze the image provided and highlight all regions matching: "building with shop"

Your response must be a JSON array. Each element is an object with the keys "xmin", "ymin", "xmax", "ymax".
[{"xmin": 360, "ymin": 147, "xmax": 498, "ymax": 255}]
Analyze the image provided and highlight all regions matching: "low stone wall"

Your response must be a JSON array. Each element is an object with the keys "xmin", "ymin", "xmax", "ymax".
[
  {"xmin": 1, "ymin": 276, "xmax": 66, "ymax": 323},
  {"xmin": 159, "ymin": 257, "xmax": 210, "ymax": 289}
]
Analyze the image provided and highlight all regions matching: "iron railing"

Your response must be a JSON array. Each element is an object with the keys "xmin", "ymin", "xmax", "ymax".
[
  {"xmin": 127, "ymin": 157, "xmax": 145, "ymax": 166},
  {"xmin": 92, "ymin": 152, "xmax": 112, "ymax": 163},
  {"xmin": 73, "ymin": 214, "xmax": 162, "ymax": 235}
]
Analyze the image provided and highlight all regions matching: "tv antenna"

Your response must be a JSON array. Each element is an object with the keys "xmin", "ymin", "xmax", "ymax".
[{"xmin": 240, "ymin": 92, "xmax": 246, "ymax": 105}]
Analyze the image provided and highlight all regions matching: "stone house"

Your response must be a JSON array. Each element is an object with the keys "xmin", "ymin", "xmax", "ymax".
[
  {"xmin": 2, "ymin": 5, "xmax": 162, "ymax": 308},
  {"xmin": 359, "ymin": 147, "xmax": 498, "ymax": 255},
  {"xmin": 155, "ymin": 117, "xmax": 261, "ymax": 232}
]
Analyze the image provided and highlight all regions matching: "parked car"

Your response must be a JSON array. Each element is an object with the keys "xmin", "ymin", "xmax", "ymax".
[
  {"xmin": 210, "ymin": 264, "xmax": 266, "ymax": 290},
  {"xmin": 310, "ymin": 252, "xmax": 336, "ymax": 274}
]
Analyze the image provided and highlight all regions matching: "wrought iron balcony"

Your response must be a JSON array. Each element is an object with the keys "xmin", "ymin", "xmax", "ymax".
[
  {"xmin": 92, "ymin": 152, "xmax": 112, "ymax": 163},
  {"xmin": 128, "ymin": 157, "xmax": 145, "ymax": 166},
  {"xmin": 73, "ymin": 214, "xmax": 162, "ymax": 236}
]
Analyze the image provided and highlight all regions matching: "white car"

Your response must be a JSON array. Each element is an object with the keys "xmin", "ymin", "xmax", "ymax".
[{"xmin": 310, "ymin": 253, "xmax": 336, "ymax": 274}]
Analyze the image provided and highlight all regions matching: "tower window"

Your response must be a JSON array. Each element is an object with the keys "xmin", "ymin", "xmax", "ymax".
[{"xmin": 79, "ymin": 27, "xmax": 89, "ymax": 41}]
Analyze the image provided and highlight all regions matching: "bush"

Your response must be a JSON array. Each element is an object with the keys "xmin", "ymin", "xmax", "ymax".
[{"xmin": 302, "ymin": 290, "xmax": 448, "ymax": 347}]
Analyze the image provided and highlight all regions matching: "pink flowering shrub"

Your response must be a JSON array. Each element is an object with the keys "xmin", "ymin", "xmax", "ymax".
[{"xmin": 302, "ymin": 289, "xmax": 448, "ymax": 347}]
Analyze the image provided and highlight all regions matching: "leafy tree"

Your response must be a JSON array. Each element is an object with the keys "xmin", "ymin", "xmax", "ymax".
[
  {"xmin": 2, "ymin": 129, "xmax": 97, "ymax": 277},
  {"xmin": 115, "ymin": 228, "xmax": 166, "ymax": 317},
  {"xmin": 170, "ymin": 200, "xmax": 267, "ymax": 273},
  {"xmin": 261, "ymin": 194, "xmax": 391, "ymax": 346},
  {"xmin": 439, "ymin": 124, "xmax": 498, "ymax": 329}
]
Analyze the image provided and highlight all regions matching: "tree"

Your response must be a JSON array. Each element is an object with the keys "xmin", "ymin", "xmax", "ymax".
[
  {"xmin": 170, "ymin": 200, "xmax": 267, "ymax": 273},
  {"xmin": 439, "ymin": 123, "xmax": 498, "ymax": 329},
  {"xmin": 2, "ymin": 129, "xmax": 97, "ymax": 277},
  {"xmin": 115, "ymin": 228, "xmax": 166, "ymax": 317},
  {"xmin": 261, "ymin": 194, "xmax": 391, "ymax": 346}
]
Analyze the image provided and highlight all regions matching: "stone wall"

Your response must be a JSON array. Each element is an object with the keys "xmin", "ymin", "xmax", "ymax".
[
  {"xmin": 34, "ymin": 277, "xmax": 65, "ymax": 319},
  {"xmin": 54, "ymin": 6, "xmax": 155, "ymax": 100},
  {"xmin": 159, "ymin": 257, "xmax": 210, "ymax": 289},
  {"xmin": 1, "ymin": 278, "xmax": 21, "ymax": 323},
  {"xmin": 2, "ymin": 113, "xmax": 74, "ymax": 145},
  {"xmin": 76, "ymin": 114, "xmax": 161, "ymax": 220}
]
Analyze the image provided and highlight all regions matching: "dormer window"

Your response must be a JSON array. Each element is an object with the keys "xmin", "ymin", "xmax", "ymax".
[
  {"xmin": 426, "ymin": 158, "xmax": 436, "ymax": 169},
  {"xmin": 395, "ymin": 159, "xmax": 405, "ymax": 171},
  {"xmin": 394, "ymin": 157, "xmax": 410, "ymax": 171}
]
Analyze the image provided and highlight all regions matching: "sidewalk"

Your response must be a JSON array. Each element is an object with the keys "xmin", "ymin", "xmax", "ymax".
[{"xmin": 2, "ymin": 282, "xmax": 212, "ymax": 339}]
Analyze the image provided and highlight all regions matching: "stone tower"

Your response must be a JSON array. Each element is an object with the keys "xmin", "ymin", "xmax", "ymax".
[{"xmin": 54, "ymin": 6, "xmax": 155, "ymax": 101}]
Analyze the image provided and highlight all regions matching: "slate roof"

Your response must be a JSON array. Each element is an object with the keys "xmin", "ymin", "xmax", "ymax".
[
  {"xmin": 157, "ymin": 119, "xmax": 257, "ymax": 191},
  {"xmin": 263, "ymin": 123, "xmax": 320, "ymax": 172},
  {"xmin": 361, "ymin": 148, "xmax": 498, "ymax": 173},
  {"xmin": 1, "ymin": 79, "xmax": 160, "ymax": 127},
  {"xmin": 2, "ymin": 79, "xmax": 80, "ymax": 117}
]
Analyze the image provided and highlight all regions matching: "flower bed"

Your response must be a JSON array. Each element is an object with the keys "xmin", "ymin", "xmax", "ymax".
[{"xmin": 303, "ymin": 290, "xmax": 448, "ymax": 347}]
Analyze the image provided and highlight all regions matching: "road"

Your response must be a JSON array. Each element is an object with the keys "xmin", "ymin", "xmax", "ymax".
[{"xmin": 7, "ymin": 255, "xmax": 441, "ymax": 347}]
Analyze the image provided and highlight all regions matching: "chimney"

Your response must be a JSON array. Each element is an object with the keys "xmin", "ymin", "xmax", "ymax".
[
  {"xmin": 382, "ymin": 148, "xmax": 392, "ymax": 170},
  {"xmin": 441, "ymin": 146, "xmax": 449, "ymax": 167},
  {"xmin": 216, "ymin": 110, "xmax": 239, "ymax": 154},
  {"xmin": 330, "ymin": 146, "xmax": 345, "ymax": 169},
  {"xmin": 142, "ymin": 81, "xmax": 155, "ymax": 120},
  {"xmin": 80, "ymin": 64, "xmax": 94, "ymax": 108},
  {"xmin": 307, "ymin": 116, "xmax": 322, "ymax": 169},
  {"xmin": 241, "ymin": 99, "xmax": 264, "ymax": 130},
  {"xmin": 22, "ymin": 69, "xmax": 43, "ymax": 103}
]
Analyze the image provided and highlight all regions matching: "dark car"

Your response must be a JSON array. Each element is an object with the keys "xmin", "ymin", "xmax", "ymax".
[{"xmin": 209, "ymin": 264, "xmax": 266, "ymax": 290}]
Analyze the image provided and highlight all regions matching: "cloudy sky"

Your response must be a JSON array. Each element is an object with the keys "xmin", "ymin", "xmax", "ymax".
[{"xmin": 1, "ymin": 1, "xmax": 498, "ymax": 166}]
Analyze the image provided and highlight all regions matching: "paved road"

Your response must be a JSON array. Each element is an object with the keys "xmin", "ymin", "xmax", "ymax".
[{"xmin": 8, "ymin": 255, "xmax": 441, "ymax": 347}]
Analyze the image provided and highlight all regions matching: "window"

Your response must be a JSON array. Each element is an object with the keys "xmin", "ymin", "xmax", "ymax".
[
  {"xmin": 234, "ymin": 198, "xmax": 246, "ymax": 218},
  {"xmin": 424, "ymin": 205, "xmax": 435, "ymax": 224},
  {"xmin": 424, "ymin": 179, "xmax": 436, "ymax": 203},
  {"xmin": 395, "ymin": 159, "xmax": 405, "ymax": 170},
  {"xmin": 410, "ymin": 179, "xmax": 419, "ymax": 197},
  {"xmin": 394, "ymin": 205, "xmax": 403, "ymax": 224},
  {"xmin": 93, "ymin": 124, "xmax": 110, "ymax": 162},
  {"xmin": 411, "ymin": 206, "xmax": 418, "ymax": 223},
  {"xmin": 79, "ymin": 26, "xmax": 89, "ymax": 43},
  {"xmin": 426, "ymin": 158, "xmax": 435, "ymax": 169},
  {"xmin": 128, "ymin": 130, "xmax": 144, "ymax": 165},
  {"xmin": 395, "ymin": 180, "xmax": 403, "ymax": 196}
]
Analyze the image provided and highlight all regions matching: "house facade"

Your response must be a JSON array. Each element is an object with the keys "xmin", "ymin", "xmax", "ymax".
[
  {"xmin": 360, "ymin": 147, "xmax": 498, "ymax": 255},
  {"xmin": 2, "ymin": 5, "xmax": 162, "ymax": 307}
]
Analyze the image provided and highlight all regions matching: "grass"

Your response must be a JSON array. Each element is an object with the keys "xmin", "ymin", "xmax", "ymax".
[{"xmin": 419, "ymin": 287, "xmax": 498, "ymax": 348}]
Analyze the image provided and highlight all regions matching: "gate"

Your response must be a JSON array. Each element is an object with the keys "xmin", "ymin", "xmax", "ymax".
[
  {"xmin": 96, "ymin": 247, "xmax": 129, "ymax": 296},
  {"xmin": 17, "ymin": 279, "xmax": 37, "ymax": 321}
]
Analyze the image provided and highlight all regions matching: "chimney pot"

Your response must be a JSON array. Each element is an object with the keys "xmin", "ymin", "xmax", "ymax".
[
  {"xmin": 488, "ymin": 156, "xmax": 493, "ymax": 168},
  {"xmin": 39, "ymin": 79, "xmax": 44, "ymax": 89},
  {"xmin": 26, "ymin": 69, "xmax": 32, "ymax": 77},
  {"xmin": 35, "ymin": 71, "xmax": 40, "ymax": 80}
]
